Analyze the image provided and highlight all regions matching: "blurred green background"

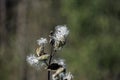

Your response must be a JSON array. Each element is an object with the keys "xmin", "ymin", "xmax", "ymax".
[{"xmin": 0, "ymin": 0, "xmax": 120, "ymax": 80}]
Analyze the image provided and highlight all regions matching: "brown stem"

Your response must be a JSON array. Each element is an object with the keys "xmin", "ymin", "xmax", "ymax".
[
  {"xmin": 44, "ymin": 60, "xmax": 49, "ymax": 66},
  {"xmin": 48, "ymin": 46, "xmax": 54, "ymax": 80},
  {"xmin": 48, "ymin": 71, "xmax": 50, "ymax": 80}
]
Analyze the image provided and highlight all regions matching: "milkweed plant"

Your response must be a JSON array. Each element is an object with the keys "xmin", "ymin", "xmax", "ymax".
[{"xmin": 26, "ymin": 25, "xmax": 73, "ymax": 80}]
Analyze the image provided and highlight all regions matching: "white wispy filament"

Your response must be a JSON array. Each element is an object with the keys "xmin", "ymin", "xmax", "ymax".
[
  {"xmin": 53, "ymin": 59, "xmax": 66, "ymax": 68},
  {"xmin": 63, "ymin": 72, "xmax": 73, "ymax": 80},
  {"xmin": 26, "ymin": 54, "xmax": 45, "ymax": 70},
  {"xmin": 27, "ymin": 54, "xmax": 39, "ymax": 65},
  {"xmin": 54, "ymin": 25, "xmax": 69, "ymax": 41},
  {"xmin": 37, "ymin": 38, "xmax": 47, "ymax": 46},
  {"xmin": 52, "ymin": 71, "xmax": 73, "ymax": 80}
]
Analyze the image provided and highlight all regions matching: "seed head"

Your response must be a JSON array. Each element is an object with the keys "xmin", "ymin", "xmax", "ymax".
[
  {"xmin": 49, "ymin": 25, "xmax": 69, "ymax": 50},
  {"xmin": 37, "ymin": 38, "xmax": 47, "ymax": 46}
]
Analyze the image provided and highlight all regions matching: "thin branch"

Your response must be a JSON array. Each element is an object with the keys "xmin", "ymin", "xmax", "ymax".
[
  {"xmin": 52, "ymin": 50, "xmax": 56, "ymax": 58},
  {"xmin": 49, "ymin": 46, "xmax": 53, "ymax": 64},
  {"xmin": 44, "ymin": 60, "xmax": 49, "ymax": 66},
  {"xmin": 48, "ymin": 46, "xmax": 54, "ymax": 80}
]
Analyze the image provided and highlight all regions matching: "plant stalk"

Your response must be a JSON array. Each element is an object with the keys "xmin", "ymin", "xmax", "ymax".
[{"xmin": 48, "ymin": 46, "xmax": 54, "ymax": 80}]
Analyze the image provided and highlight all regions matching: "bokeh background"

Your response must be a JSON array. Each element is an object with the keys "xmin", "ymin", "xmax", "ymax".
[{"xmin": 0, "ymin": 0, "xmax": 120, "ymax": 80}]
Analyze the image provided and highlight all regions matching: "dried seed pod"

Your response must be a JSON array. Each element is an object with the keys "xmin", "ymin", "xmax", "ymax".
[
  {"xmin": 54, "ymin": 38, "xmax": 66, "ymax": 50},
  {"xmin": 37, "ymin": 54, "xmax": 49, "ymax": 61},
  {"xmin": 36, "ymin": 38, "xmax": 47, "ymax": 56},
  {"xmin": 47, "ymin": 63, "xmax": 62, "ymax": 71},
  {"xmin": 50, "ymin": 25, "xmax": 69, "ymax": 50},
  {"xmin": 53, "ymin": 67, "xmax": 65, "ymax": 78},
  {"xmin": 36, "ymin": 46, "xmax": 44, "ymax": 56}
]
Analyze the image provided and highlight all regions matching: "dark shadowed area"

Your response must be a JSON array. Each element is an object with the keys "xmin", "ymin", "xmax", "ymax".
[{"xmin": 0, "ymin": 0, "xmax": 120, "ymax": 80}]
